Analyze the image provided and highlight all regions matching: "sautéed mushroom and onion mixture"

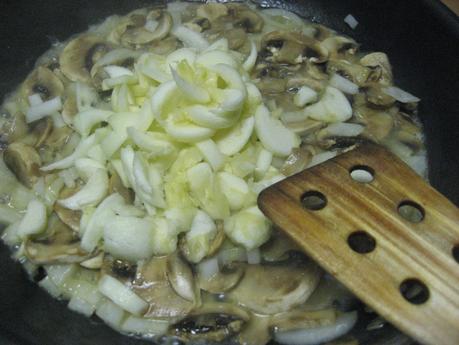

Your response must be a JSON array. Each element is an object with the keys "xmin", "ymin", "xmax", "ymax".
[{"xmin": 0, "ymin": 2, "xmax": 426, "ymax": 344}]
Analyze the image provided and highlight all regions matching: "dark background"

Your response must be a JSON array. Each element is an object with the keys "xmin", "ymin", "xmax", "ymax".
[{"xmin": 0, "ymin": 1, "xmax": 458, "ymax": 344}]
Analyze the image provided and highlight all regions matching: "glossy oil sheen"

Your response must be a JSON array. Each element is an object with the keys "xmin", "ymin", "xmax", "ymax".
[{"xmin": 0, "ymin": 1, "xmax": 458, "ymax": 344}]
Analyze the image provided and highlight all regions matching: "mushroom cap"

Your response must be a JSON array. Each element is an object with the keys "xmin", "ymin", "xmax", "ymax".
[
  {"xmin": 197, "ymin": 262, "xmax": 246, "ymax": 294},
  {"xmin": 228, "ymin": 260, "xmax": 322, "ymax": 314},
  {"xmin": 21, "ymin": 66, "xmax": 64, "ymax": 101},
  {"xmin": 54, "ymin": 186, "xmax": 82, "ymax": 232},
  {"xmin": 60, "ymin": 35, "xmax": 110, "ymax": 84},
  {"xmin": 3, "ymin": 142, "xmax": 41, "ymax": 188}
]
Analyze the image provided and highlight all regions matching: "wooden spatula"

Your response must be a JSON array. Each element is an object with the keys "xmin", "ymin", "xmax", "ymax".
[{"xmin": 258, "ymin": 142, "xmax": 459, "ymax": 345}]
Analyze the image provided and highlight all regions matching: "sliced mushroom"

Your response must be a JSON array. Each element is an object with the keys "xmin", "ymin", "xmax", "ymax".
[
  {"xmin": 0, "ymin": 111, "xmax": 29, "ymax": 144},
  {"xmin": 227, "ymin": 3, "xmax": 264, "ymax": 33},
  {"xmin": 280, "ymin": 147, "xmax": 313, "ymax": 176},
  {"xmin": 271, "ymin": 308, "xmax": 338, "ymax": 332},
  {"xmin": 261, "ymin": 230, "xmax": 303, "ymax": 262},
  {"xmin": 237, "ymin": 313, "xmax": 273, "ymax": 345},
  {"xmin": 327, "ymin": 59, "xmax": 370, "ymax": 86},
  {"xmin": 132, "ymin": 255, "xmax": 197, "ymax": 318},
  {"xmin": 36, "ymin": 125, "xmax": 74, "ymax": 165},
  {"xmin": 101, "ymin": 255, "xmax": 137, "ymax": 283},
  {"xmin": 227, "ymin": 260, "xmax": 322, "ymax": 314},
  {"xmin": 353, "ymin": 100, "xmax": 396, "ymax": 142},
  {"xmin": 320, "ymin": 36, "xmax": 358, "ymax": 59},
  {"xmin": 262, "ymin": 31, "xmax": 328, "ymax": 65},
  {"xmin": 394, "ymin": 112, "xmax": 424, "ymax": 153},
  {"xmin": 170, "ymin": 302, "xmax": 250, "ymax": 343},
  {"xmin": 360, "ymin": 52, "xmax": 393, "ymax": 85},
  {"xmin": 149, "ymin": 36, "xmax": 179, "ymax": 55},
  {"xmin": 167, "ymin": 252, "xmax": 198, "ymax": 302},
  {"xmin": 284, "ymin": 119, "xmax": 325, "ymax": 137},
  {"xmin": 31, "ymin": 116, "xmax": 53, "ymax": 148},
  {"xmin": 53, "ymin": 186, "xmax": 82, "ymax": 232},
  {"xmin": 223, "ymin": 28, "xmax": 248, "ymax": 50},
  {"xmin": 198, "ymin": 262, "xmax": 246, "ymax": 294},
  {"xmin": 364, "ymin": 84, "xmax": 395, "ymax": 107},
  {"xmin": 3, "ymin": 142, "xmax": 41, "ymax": 188},
  {"xmin": 24, "ymin": 215, "xmax": 91, "ymax": 264},
  {"xmin": 121, "ymin": 10, "xmax": 173, "ymax": 47},
  {"xmin": 184, "ymin": 17, "xmax": 211, "ymax": 33},
  {"xmin": 60, "ymin": 35, "xmax": 111, "ymax": 84},
  {"xmin": 108, "ymin": 171, "xmax": 135, "ymax": 204},
  {"xmin": 21, "ymin": 66, "xmax": 64, "ymax": 101},
  {"xmin": 196, "ymin": 3, "xmax": 228, "ymax": 22},
  {"xmin": 180, "ymin": 220, "xmax": 225, "ymax": 263}
]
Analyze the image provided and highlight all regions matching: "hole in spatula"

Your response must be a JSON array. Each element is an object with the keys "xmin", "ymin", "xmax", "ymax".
[
  {"xmin": 301, "ymin": 191, "xmax": 327, "ymax": 211},
  {"xmin": 398, "ymin": 201, "xmax": 424, "ymax": 223},
  {"xmin": 347, "ymin": 231, "xmax": 376, "ymax": 254},
  {"xmin": 400, "ymin": 278, "xmax": 429, "ymax": 304},
  {"xmin": 452, "ymin": 245, "xmax": 459, "ymax": 264},
  {"xmin": 350, "ymin": 165, "xmax": 374, "ymax": 183}
]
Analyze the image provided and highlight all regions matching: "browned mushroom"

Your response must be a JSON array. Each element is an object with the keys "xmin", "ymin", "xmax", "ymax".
[
  {"xmin": 3, "ymin": 142, "xmax": 41, "ymax": 188},
  {"xmin": 108, "ymin": 171, "xmax": 135, "ymax": 204},
  {"xmin": 197, "ymin": 262, "xmax": 246, "ymax": 294},
  {"xmin": 53, "ymin": 186, "xmax": 82, "ymax": 232},
  {"xmin": 21, "ymin": 66, "xmax": 64, "ymax": 101},
  {"xmin": 227, "ymin": 3, "xmax": 264, "ymax": 33},
  {"xmin": 24, "ymin": 215, "xmax": 92, "ymax": 264},
  {"xmin": 360, "ymin": 52, "xmax": 393, "ymax": 85},
  {"xmin": 60, "ymin": 35, "xmax": 111, "ymax": 84},
  {"xmin": 196, "ymin": 3, "xmax": 228, "ymax": 22}
]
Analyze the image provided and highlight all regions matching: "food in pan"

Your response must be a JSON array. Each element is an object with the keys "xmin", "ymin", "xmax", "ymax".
[{"xmin": 0, "ymin": 2, "xmax": 426, "ymax": 344}]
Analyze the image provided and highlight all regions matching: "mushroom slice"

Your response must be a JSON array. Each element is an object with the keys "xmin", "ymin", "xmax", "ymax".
[
  {"xmin": 121, "ymin": 10, "xmax": 173, "ymax": 46},
  {"xmin": 360, "ymin": 52, "xmax": 393, "ymax": 85},
  {"xmin": 53, "ymin": 186, "xmax": 82, "ymax": 232},
  {"xmin": 196, "ymin": 3, "xmax": 228, "ymax": 21},
  {"xmin": 167, "ymin": 252, "xmax": 198, "ymax": 302},
  {"xmin": 227, "ymin": 4, "xmax": 264, "ymax": 33},
  {"xmin": 170, "ymin": 302, "xmax": 250, "ymax": 343},
  {"xmin": 60, "ymin": 35, "xmax": 111, "ymax": 84},
  {"xmin": 262, "ymin": 31, "xmax": 328, "ymax": 65},
  {"xmin": 271, "ymin": 308, "xmax": 338, "ymax": 332},
  {"xmin": 223, "ymin": 28, "xmax": 247, "ymax": 50},
  {"xmin": 320, "ymin": 36, "xmax": 358, "ymax": 59},
  {"xmin": 3, "ymin": 142, "xmax": 41, "ymax": 188},
  {"xmin": 132, "ymin": 255, "xmax": 197, "ymax": 318},
  {"xmin": 237, "ymin": 313, "xmax": 273, "ymax": 345},
  {"xmin": 101, "ymin": 255, "xmax": 137, "ymax": 283},
  {"xmin": 327, "ymin": 59, "xmax": 370, "ymax": 86},
  {"xmin": 227, "ymin": 260, "xmax": 322, "ymax": 314},
  {"xmin": 261, "ymin": 230, "xmax": 303, "ymax": 262},
  {"xmin": 364, "ymin": 84, "xmax": 395, "ymax": 107},
  {"xmin": 21, "ymin": 66, "xmax": 64, "ymax": 101},
  {"xmin": 24, "ymin": 216, "xmax": 91, "ymax": 264},
  {"xmin": 31, "ymin": 117, "xmax": 53, "ymax": 148},
  {"xmin": 353, "ymin": 101, "xmax": 396, "ymax": 142},
  {"xmin": 197, "ymin": 262, "xmax": 246, "ymax": 294}
]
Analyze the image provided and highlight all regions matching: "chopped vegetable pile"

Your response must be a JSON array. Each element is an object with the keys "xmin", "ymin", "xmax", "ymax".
[{"xmin": 0, "ymin": 2, "xmax": 426, "ymax": 344}]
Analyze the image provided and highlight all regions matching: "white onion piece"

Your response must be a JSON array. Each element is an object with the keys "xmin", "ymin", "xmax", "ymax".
[
  {"xmin": 151, "ymin": 80, "xmax": 177, "ymax": 120},
  {"xmin": 243, "ymin": 40, "xmax": 258, "ymax": 72},
  {"xmin": 165, "ymin": 118, "xmax": 215, "ymax": 143},
  {"xmin": 322, "ymin": 123, "xmax": 364, "ymax": 137},
  {"xmin": 96, "ymin": 300, "xmax": 125, "ymax": 329},
  {"xmin": 218, "ymin": 172, "xmax": 249, "ymax": 211},
  {"xmin": 104, "ymin": 65, "xmax": 133, "ymax": 78},
  {"xmin": 383, "ymin": 86, "xmax": 420, "ymax": 103},
  {"xmin": 294, "ymin": 86, "xmax": 318, "ymax": 107},
  {"xmin": 28, "ymin": 94, "xmax": 43, "ymax": 106},
  {"xmin": 211, "ymin": 64, "xmax": 247, "ymax": 97},
  {"xmin": 41, "ymin": 133, "xmax": 97, "ymax": 171},
  {"xmin": 280, "ymin": 111, "xmax": 309, "ymax": 124},
  {"xmin": 103, "ymin": 215, "xmax": 154, "ymax": 261},
  {"xmin": 197, "ymin": 50, "xmax": 237, "ymax": 68},
  {"xmin": 307, "ymin": 151, "xmax": 338, "ymax": 168},
  {"xmin": 274, "ymin": 311, "xmax": 358, "ymax": 345},
  {"xmin": 73, "ymin": 108, "xmax": 113, "ymax": 136},
  {"xmin": 304, "ymin": 87, "xmax": 352, "ymax": 123},
  {"xmin": 344, "ymin": 14, "xmax": 359, "ymax": 29},
  {"xmin": 187, "ymin": 105, "xmax": 235, "ymax": 129},
  {"xmin": 329, "ymin": 74, "xmax": 359, "ymax": 95},
  {"xmin": 58, "ymin": 169, "xmax": 108, "ymax": 210},
  {"xmin": 219, "ymin": 88, "xmax": 245, "ymax": 112},
  {"xmin": 196, "ymin": 139, "xmax": 225, "ymax": 171},
  {"xmin": 26, "ymin": 96, "xmax": 62, "ymax": 123},
  {"xmin": 121, "ymin": 316, "xmax": 169, "ymax": 335},
  {"xmin": 171, "ymin": 67, "xmax": 210, "ymax": 103},
  {"xmin": 127, "ymin": 127, "xmax": 175, "ymax": 157},
  {"xmin": 247, "ymin": 248, "xmax": 261, "ymax": 264},
  {"xmin": 17, "ymin": 199, "xmax": 47, "ymax": 238},
  {"xmin": 255, "ymin": 149, "xmax": 273, "ymax": 180},
  {"xmin": 216, "ymin": 116, "xmax": 255, "ymax": 156},
  {"xmin": 204, "ymin": 38, "xmax": 229, "ymax": 52},
  {"xmin": 255, "ymin": 105, "xmax": 299, "ymax": 157},
  {"xmin": 198, "ymin": 256, "xmax": 220, "ymax": 280},
  {"xmin": 137, "ymin": 54, "xmax": 171, "ymax": 83},
  {"xmin": 98, "ymin": 275, "xmax": 148, "ymax": 315},
  {"xmin": 218, "ymin": 247, "xmax": 248, "ymax": 267},
  {"xmin": 0, "ymin": 206, "xmax": 21, "ymax": 227},
  {"xmin": 166, "ymin": 48, "xmax": 197, "ymax": 68},
  {"xmin": 91, "ymin": 48, "xmax": 141, "ymax": 75},
  {"xmin": 172, "ymin": 26, "xmax": 209, "ymax": 51}
]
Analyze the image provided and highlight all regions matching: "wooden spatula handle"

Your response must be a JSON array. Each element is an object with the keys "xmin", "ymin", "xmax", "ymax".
[{"xmin": 258, "ymin": 143, "xmax": 459, "ymax": 345}]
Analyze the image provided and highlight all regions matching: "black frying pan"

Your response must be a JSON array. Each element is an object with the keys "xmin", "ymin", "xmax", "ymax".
[{"xmin": 0, "ymin": 1, "xmax": 458, "ymax": 344}]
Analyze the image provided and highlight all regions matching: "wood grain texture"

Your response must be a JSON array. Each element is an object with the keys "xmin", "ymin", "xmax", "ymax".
[
  {"xmin": 258, "ymin": 143, "xmax": 459, "ymax": 345},
  {"xmin": 442, "ymin": 0, "xmax": 459, "ymax": 15}
]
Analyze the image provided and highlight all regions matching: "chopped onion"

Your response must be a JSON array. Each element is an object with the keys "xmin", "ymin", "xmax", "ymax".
[
  {"xmin": 96, "ymin": 300, "xmax": 125, "ymax": 330},
  {"xmin": 198, "ymin": 256, "xmax": 220, "ymax": 280},
  {"xmin": 344, "ymin": 14, "xmax": 359, "ymax": 29},
  {"xmin": 172, "ymin": 26, "xmax": 209, "ymax": 51},
  {"xmin": 17, "ymin": 199, "xmax": 47, "ymax": 238},
  {"xmin": 321, "ymin": 123, "xmax": 365, "ymax": 137},
  {"xmin": 104, "ymin": 65, "xmax": 134, "ymax": 78},
  {"xmin": 247, "ymin": 248, "xmax": 261, "ymax": 264},
  {"xmin": 294, "ymin": 86, "xmax": 318, "ymax": 107},
  {"xmin": 217, "ymin": 172, "xmax": 249, "ymax": 211},
  {"xmin": 383, "ymin": 86, "xmax": 420, "ymax": 103},
  {"xmin": 28, "ymin": 94, "xmax": 43, "ymax": 106},
  {"xmin": 274, "ymin": 311, "xmax": 358, "ymax": 345},
  {"xmin": 171, "ymin": 67, "xmax": 210, "ymax": 103},
  {"xmin": 26, "ymin": 96, "xmax": 62, "ymax": 123},
  {"xmin": 255, "ymin": 149, "xmax": 273, "ymax": 180},
  {"xmin": 329, "ymin": 74, "xmax": 359, "ymax": 95},
  {"xmin": 216, "ymin": 116, "xmax": 255, "ymax": 156},
  {"xmin": 307, "ymin": 151, "xmax": 338, "ymax": 168},
  {"xmin": 243, "ymin": 40, "xmax": 258, "ymax": 72},
  {"xmin": 144, "ymin": 19, "xmax": 159, "ymax": 33},
  {"xmin": 121, "ymin": 316, "xmax": 169, "ymax": 335},
  {"xmin": 98, "ymin": 275, "xmax": 148, "ymax": 315},
  {"xmin": 218, "ymin": 247, "xmax": 247, "ymax": 267},
  {"xmin": 196, "ymin": 139, "xmax": 225, "ymax": 171}
]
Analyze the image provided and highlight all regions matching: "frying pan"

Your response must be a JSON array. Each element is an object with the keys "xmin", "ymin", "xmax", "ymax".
[{"xmin": 0, "ymin": 1, "xmax": 458, "ymax": 344}]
